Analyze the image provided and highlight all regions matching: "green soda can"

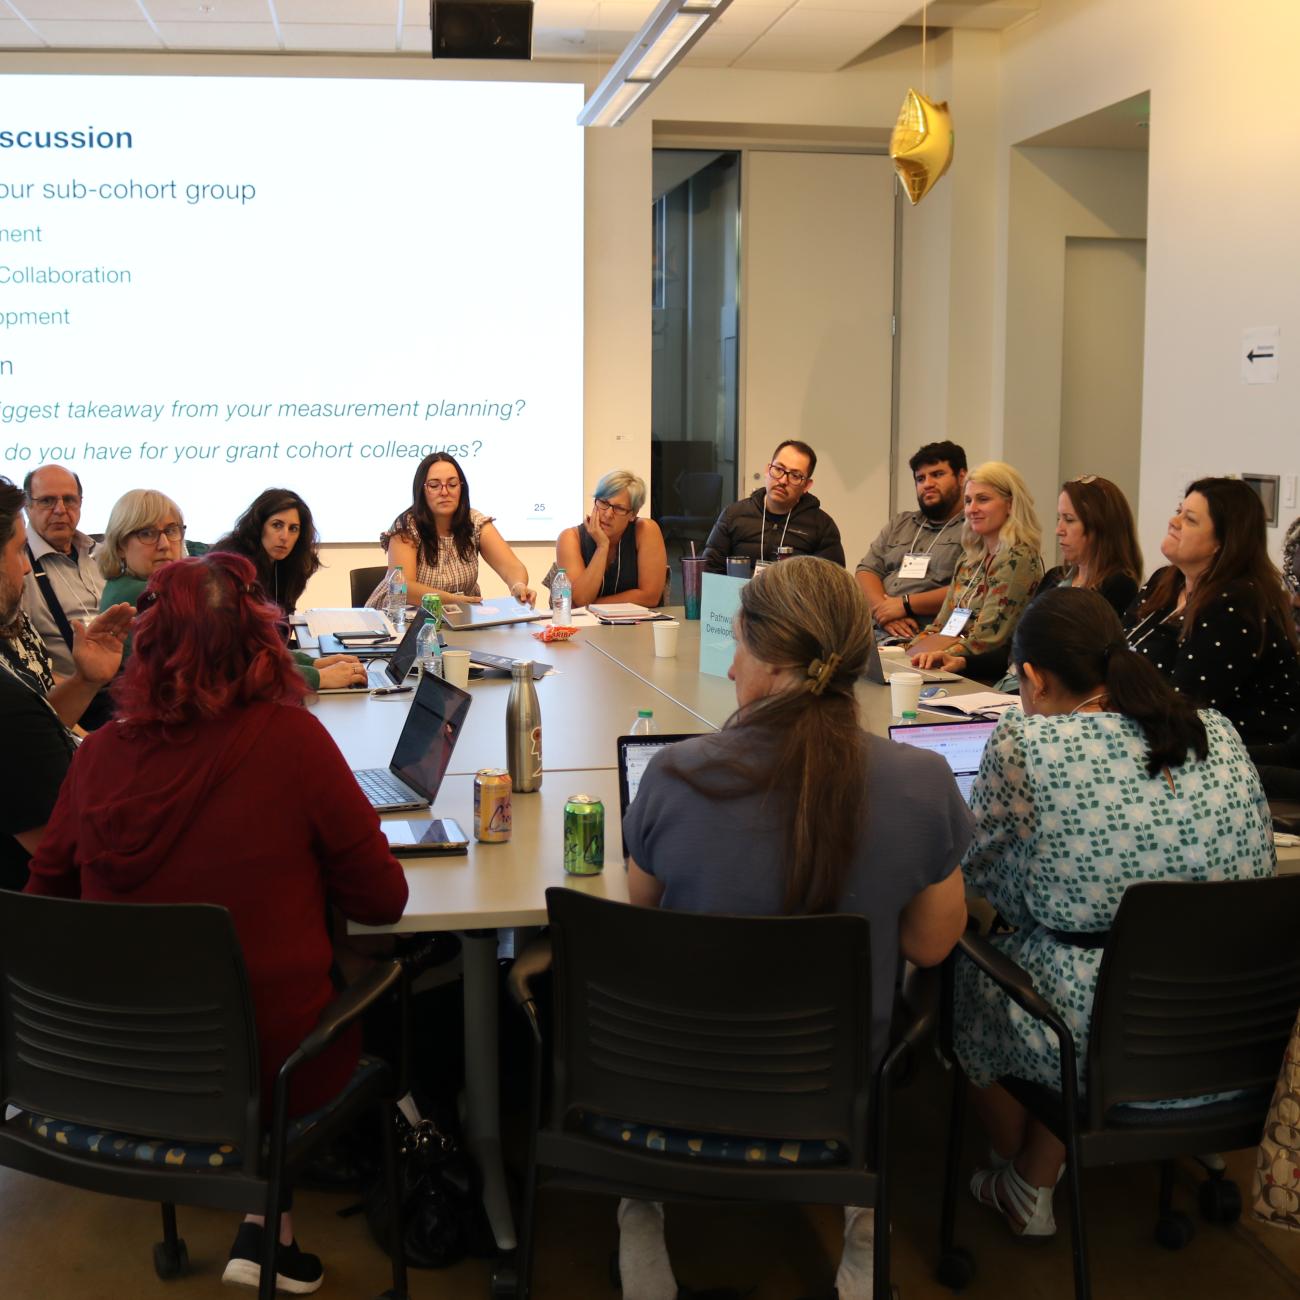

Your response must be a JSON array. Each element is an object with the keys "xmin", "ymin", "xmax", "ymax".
[
  {"xmin": 421, "ymin": 593, "xmax": 443, "ymax": 623},
  {"xmin": 563, "ymin": 795, "xmax": 605, "ymax": 875}
]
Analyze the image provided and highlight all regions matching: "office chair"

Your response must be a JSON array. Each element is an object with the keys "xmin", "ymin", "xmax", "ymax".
[
  {"xmin": 0, "ymin": 892, "xmax": 410, "ymax": 1300},
  {"xmin": 351, "ymin": 564, "xmax": 389, "ymax": 608},
  {"xmin": 503, "ymin": 888, "xmax": 937, "ymax": 1299},
  {"xmin": 936, "ymin": 875, "xmax": 1300, "ymax": 1300}
]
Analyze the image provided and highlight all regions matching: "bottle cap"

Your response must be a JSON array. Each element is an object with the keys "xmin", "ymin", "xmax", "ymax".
[
  {"xmin": 511, "ymin": 659, "xmax": 532, "ymax": 676},
  {"xmin": 901, "ymin": 709, "xmax": 918, "ymax": 720},
  {"xmin": 637, "ymin": 709, "xmax": 653, "ymax": 718}
]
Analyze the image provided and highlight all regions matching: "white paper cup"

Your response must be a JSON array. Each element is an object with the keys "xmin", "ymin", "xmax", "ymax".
[
  {"xmin": 442, "ymin": 649, "xmax": 472, "ymax": 689},
  {"xmin": 652, "ymin": 619, "xmax": 680, "ymax": 658},
  {"xmin": 890, "ymin": 671, "xmax": 923, "ymax": 718}
]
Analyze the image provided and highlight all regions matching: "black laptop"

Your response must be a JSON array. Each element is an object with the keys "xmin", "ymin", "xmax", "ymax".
[
  {"xmin": 615, "ymin": 732, "xmax": 696, "ymax": 856},
  {"xmin": 317, "ymin": 609, "xmax": 433, "ymax": 694},
  {"xmin": 350, "ymin": 670, "xmax": 472, "ymax": 812}
]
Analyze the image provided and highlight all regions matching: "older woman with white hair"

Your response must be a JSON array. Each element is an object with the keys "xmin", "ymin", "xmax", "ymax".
[
  {"xmin": 97, "ymin": 488, "xmax": 188, "ymax": 610},
  {"xmin": 909, "ymin": 460, "xmax": 1044, "ymax": 661},
  {"xmin": 555, "ymin": 470, "xmax": 668, "ymax": 607}
]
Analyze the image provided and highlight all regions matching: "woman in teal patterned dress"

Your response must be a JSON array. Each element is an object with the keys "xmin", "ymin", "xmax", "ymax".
[{"xmin": 955, "ymin": 587, "xmax": 1275, "ymax": 1239}]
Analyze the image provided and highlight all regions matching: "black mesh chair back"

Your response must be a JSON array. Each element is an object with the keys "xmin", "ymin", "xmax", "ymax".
[
  {"xmin": 545, "ymin": 888, "xmax": 872, "ymax": 1153},
  {"xmin": 350, "ymin": 564, "xmax": 388, "ymax": 608},
  {"xmin": 0, "ymin": 893, "xmax": 261, "ymax": 1158},
  {"xmin": 1088, "ymin": 876, "xmax": 1300, "ymax": 1123}
]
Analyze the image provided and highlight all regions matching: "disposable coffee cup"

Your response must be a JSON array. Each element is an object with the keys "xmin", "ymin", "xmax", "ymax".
[
  {"xmin": 652, "ymin": 619, "xmax": 680, "ymax": 658},
  {"xmin": 890, "ymin": 671, "xmax": 923, "ymax": 718},
  {"xmin": 442, "ymin": 649, "xmax": 472, "ymax": 689}
]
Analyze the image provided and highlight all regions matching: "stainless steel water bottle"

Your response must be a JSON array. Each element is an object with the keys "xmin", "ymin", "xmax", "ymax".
[{"xmin": 506, "ymin": 660, "xmax": 542, "ymax": 793}]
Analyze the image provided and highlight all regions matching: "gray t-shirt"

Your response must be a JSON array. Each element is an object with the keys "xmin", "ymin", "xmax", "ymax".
[
  {"xmin": 856, "ymin": 509, "xmax": 965, "ymax": 598},
  {"xmin": 623, "ymin": 727, "xmax": 973, "ymax": 1069}
]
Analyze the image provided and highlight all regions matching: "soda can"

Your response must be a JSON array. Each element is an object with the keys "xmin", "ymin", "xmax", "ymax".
[
  {"xmin": 473, "ymin": 768, "xmax": 512, "ymax": 843},
  {"xmin": 563, "ymin": 795, "xmax": 605, "ymax": 875}
]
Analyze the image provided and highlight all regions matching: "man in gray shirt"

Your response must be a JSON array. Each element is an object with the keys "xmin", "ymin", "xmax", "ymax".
[
  {"xmin": 856, "ymin": 440, "xmax": 967, "ymax": 640},
  {"xmin": 20, "ymin": 464, "xmax": 106, "ymax": 678}
]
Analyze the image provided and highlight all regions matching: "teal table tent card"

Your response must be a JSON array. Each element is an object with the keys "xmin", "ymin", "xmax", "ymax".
[{"xmin": 698, "ymin": 572, "xmax": 748, "ymax": 678}]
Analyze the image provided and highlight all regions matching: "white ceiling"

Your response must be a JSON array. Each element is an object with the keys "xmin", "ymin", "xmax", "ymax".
[{"xmin": 0, "ymin": 0, "xmax": 1037, "ymax": 74}]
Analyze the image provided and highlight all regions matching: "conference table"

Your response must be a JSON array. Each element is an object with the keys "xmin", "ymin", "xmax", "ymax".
[
  {"xmin": 311, "ymin": 611, "xmax": 1300, "ymax": 1259},
  {"xmin": 309, "ymin": 610, "xmax": 995, "ymax": 1258}
]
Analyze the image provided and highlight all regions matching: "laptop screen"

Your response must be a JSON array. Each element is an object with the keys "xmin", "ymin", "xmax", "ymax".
[
  {"xmin": 888, "ymin": 719, "xmax": 999, "ymax": 803},
  {"xmin": 616, "ymin": 733, "xmax": 697, "ymax": 858},
  {"xmin": 389, "ymin": 671, "xmax": 472, "ymax": 801},
  {"xmin": 382, "ymin": 607, "xmax": 430, "ymax": 684}
]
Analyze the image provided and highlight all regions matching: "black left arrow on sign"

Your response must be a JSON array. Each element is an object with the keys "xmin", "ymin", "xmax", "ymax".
[{"xmin": 1247, "ymin": 347, "xmax": 1276, "ymax": 362}]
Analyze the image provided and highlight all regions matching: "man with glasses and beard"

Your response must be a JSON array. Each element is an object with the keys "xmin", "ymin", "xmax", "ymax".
[
  {"xmin": 856, "ymin": 440, "xmax": 967, "ymax": 640},
  {"xmin": 0, "ymin": 477, "xmax": 131, "ymax": 889},
  {"xmin": 702, "ymin": 440, "xmax": 845, "ymax": 573}
]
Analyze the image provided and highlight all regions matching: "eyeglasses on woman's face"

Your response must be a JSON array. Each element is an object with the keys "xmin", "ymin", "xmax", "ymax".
[
  {"xmin": 130, "ymin": 523, "xmax": 185, "ymax": 544},
  {"xmin": 424, "ymin": 478, "xmax": 461, "ymax": 496},
  {"xmin": 593, "ymin": 496, "xmax": 633, "ymax": 519}
]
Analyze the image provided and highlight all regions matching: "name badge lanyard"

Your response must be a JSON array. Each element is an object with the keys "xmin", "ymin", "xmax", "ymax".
[
  {"xmin": 955, "ymin": 552, "xmax": 991, "ymax": 609},
  {"xmin": 901, "ymin": 515, "xmax": 958, "ymax": 579},
  {"xmin": 907, "ymin": 514, "xmax": 958, "ymax": 558},
  {"xmin": 759, "ymin": 499, "xmax": 793, "ymax": 563},
  {"xmin": 1127, "ymin": 606, "xmax": 1180, "ymax": 654}
]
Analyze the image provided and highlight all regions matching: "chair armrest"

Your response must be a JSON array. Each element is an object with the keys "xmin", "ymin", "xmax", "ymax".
[
  {"xmin": 507, "ymin": 934, "xmax": 552, "ymax": 1045},
  {"xmin": 290, "ymin": 960, "xmax": 404, "ymax": 1071},
  {"xmin": 957, "ymin": 932, "xmax": 1057, "ymax": 1025},
  {"xmin": 897, "ymin": 963, "xmax": 940, "ymax": 1052}
]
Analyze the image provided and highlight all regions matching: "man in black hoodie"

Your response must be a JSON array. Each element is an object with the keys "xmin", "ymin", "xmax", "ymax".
[{"xmin": 701, "ymin": 440, "xmax": 845, "ymax": 573}]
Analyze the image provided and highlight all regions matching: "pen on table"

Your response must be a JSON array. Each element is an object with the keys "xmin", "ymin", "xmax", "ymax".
[{"xmin": 369, "ymin": 685, "xmax": 413, "ymax": 696}]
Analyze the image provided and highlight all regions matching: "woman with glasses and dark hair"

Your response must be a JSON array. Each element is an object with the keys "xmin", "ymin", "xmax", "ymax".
[
  {"xmin": 212, "ymin": 487, "xmax": 323, "ymax": 617},
  {"xmin": 554, "ymin": 469, "xmax": 668, "ymax": 607},
  {"xmin": 369, "ymin": 451, "xmax": 535, "ymax": 607},
  {"xmin": 27, "ymin": 552, "xmax": 409, "ymax": 1292},
  {"xmin": 1124, "ymin": 476, "xmax": 1300, "ymax": 744}
]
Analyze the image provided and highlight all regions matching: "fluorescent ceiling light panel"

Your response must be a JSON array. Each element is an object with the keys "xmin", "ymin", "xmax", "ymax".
[{"xmin": 578, "ymin": 0, "xmax": 734, "ymax": 127}]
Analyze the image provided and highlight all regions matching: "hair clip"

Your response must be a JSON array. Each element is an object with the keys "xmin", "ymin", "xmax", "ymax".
[{"xmin": 806, "ymin": 652, "xmax": 842, "ymax": 696}]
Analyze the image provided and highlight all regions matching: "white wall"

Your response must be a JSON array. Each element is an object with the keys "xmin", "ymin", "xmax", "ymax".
[{"xmin": 994, "ymin": 0, "xmax": 1300, "ymax": 568}]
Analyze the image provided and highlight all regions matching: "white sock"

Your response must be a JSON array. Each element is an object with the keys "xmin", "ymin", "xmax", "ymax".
[
  {"xmin": 834, "ymin": 1204, "xmax": 875, "ymax": 1300},
  {"xmin": 617, "ymin": 1198, "xmax": 677, "ymax": 1300}
]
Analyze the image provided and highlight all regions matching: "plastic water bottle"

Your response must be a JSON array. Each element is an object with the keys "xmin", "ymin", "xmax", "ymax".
[
  {"xmin": 384, "ymin": 567, "xmax": 407, "ymax": 635},
  {"xmin": 415, "ymin": 619, "xmax": 443, "ymax": 680},
  {"xmin": 630, "ymin": 709, "xmax": 656, "ymax": 735},
  {"xmin": 506, "ymin": 660, "xmax": 543, "ymax": 793},
  {"xmin": 551, "ymin": 568, "xmax": 572, "ymax": 627}
]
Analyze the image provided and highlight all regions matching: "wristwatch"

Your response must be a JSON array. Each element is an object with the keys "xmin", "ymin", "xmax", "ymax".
[{"xmin": 901, "ymin": 592, "xmax": 915, "ymax": 618}]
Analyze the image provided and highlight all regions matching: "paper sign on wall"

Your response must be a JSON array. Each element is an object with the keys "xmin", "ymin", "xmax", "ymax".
[
  {"xmin": 1242, "ymin": 326, "xmax": 1280, "ymax": 384},
  {"xmin": 698, "ymin": 572, "xmax": 748, "ymax": 678}
]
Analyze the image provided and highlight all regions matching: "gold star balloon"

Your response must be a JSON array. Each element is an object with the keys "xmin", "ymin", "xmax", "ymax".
[{"xmin": 890, "ymin": 88, "xmax": 954, "ymax": 206}]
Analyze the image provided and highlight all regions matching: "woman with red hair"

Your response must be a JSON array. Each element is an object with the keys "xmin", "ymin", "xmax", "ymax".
[{"xmin": 26, "ymin": 552, "xmax": 409, "ymax": 1294}]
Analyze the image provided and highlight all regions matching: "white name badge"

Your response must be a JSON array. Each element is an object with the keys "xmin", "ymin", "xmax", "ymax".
[
  {"xmin": 940, "ymin": 607, "xmax": 973, "ymax": 637},
  {"xmin": 898, "ymin": 553, "xmax": 932, "ymax": 580}
]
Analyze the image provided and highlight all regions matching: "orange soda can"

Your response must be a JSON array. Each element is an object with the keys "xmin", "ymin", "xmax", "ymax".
[{"xmin": 473, "ymin": 768, "xmax": 512, "ymax": 842}]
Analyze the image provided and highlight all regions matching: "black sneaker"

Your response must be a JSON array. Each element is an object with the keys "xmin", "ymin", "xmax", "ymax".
[{"xmin": 222, "ymin": 1222, "xmax": 324, "ymax": 1295}]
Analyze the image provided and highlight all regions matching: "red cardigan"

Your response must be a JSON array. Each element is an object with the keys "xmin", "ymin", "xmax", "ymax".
[{"xmin": 26, "ymin": 701, "xmax": 409, "ymax": 1120}]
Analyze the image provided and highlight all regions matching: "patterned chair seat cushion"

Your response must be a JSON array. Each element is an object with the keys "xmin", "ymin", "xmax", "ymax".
[
  {"xmin": 578, "ymin": 1111, "xmax": 848, "ymax": 1166},
  {"xmin": 15, "ymin": 1054, "xmax": 387, "ymax": 1170}
]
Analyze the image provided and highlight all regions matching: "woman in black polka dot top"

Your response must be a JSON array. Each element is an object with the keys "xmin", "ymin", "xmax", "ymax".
[{"xmin": 1124, "ymin": 476, "xmax": 1300, "ymax": 744}]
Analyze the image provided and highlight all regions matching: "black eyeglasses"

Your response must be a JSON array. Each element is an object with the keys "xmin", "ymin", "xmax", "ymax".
[
  {"xmin": 593, "ymin": 497, "xmax": 633, "ymax": 518},
  {"xmin": 768, "ymin": 462, "xmax": 808, "ymax": 485},
  {"xmin": 129, "ymin": 523, "xmax": 185, "ymax": 544}
]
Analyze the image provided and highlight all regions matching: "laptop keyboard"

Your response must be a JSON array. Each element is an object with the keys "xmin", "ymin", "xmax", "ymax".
[{"xmin": 354, "ymin": 768, "xmax": 423, "ymax": 808}]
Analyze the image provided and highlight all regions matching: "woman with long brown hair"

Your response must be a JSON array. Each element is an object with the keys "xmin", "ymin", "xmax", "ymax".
[
  {"xmin": 619, "ymin": 556, "xmax": 969, "ymax": 1300},
  {"xmin": 1125, "ymin": 476, "xmax": 1300, "ymax": 743}
]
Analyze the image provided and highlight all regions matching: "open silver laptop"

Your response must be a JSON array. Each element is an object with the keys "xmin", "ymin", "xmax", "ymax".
[
  {"xmin": 866, "ymin": 639, "xmax": 961, "ymax": 685},
  {"xmin": 350, "ymin": 670, "xmax": 472, "ymax": 811},
  {"xmin": 440, "ymin": 595, "xmax": 546, "ymax": 631},
  {"xmin": 316, "ymin": 609, "xmax": 431, "ymax": 694}
]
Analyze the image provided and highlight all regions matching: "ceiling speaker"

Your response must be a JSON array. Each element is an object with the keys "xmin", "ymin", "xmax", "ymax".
[{"xmin": 430, "ymin": 0, "xmax": 533, "ymax": 60}]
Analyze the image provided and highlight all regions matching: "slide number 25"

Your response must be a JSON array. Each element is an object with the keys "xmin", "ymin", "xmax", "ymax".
[{"xmin": 533, "ymin": 503, "xmax": 546, "ymax": 512}]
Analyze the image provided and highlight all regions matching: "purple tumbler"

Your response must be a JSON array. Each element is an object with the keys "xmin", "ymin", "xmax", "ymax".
[{"xmin": 681, "ymin": 556, "xmax": 706, "ymax": 620}]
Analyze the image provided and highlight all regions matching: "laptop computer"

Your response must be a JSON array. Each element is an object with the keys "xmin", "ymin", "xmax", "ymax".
[
  {"xmin": 316, "ymin": 609, "xmax": 432, "ymax": 694},
  {"xmin": 440, "ymin": 595, "xmax": 546, "ymax": 631},
  {"xmin": 887, "ymin": 718, "xmax": 999, "ymax": 803},
  {"xmin": 350, "ymin": 670, "xmax": 472, "ymax": 811},
  {"xmin": 866, "ymin": 638, "xmax": 961, "ymax": 685},
  {"xmin": 616, "ymin": 733, "xmax": 696, "ymax": 856}
]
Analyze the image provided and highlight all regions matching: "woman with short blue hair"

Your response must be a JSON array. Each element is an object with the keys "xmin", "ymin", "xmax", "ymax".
[{"xmin": 555, "ymin": 469, "xmax": 668, "ymax": 607}]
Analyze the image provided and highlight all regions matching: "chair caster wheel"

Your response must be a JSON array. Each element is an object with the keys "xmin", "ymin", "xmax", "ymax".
[
  {"xmin": 1154, "ymin": 1210, "xmax": 1195, "ymax": 1250},
  {"xmin": 935, "ymin": 1245, "xmax": 974, "ymax": 1291},
  {"xmin": 490, "ymin": 1253, "xmax": 520, "ymax": 1298},
  {"xmin": 1199, "ymin": 1176, "xmax": 1242, "ymax": 1224},
  {"xmin": 152, "ymin": 1237, "xmax": 189, "ymax": 1279}
]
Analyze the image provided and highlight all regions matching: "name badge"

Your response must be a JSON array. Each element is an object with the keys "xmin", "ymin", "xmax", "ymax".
[
  {"xmin": 898, "ymin": 553, "xmax": 931, "ymax": 580},
  {"xmin": 941, "ymin": 607, "xmax": 973, "ymax": 637}
]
